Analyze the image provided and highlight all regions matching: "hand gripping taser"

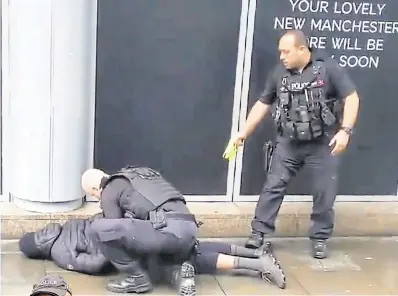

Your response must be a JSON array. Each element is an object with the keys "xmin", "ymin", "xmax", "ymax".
[{"xmin": 222, "ymin": 139, "xmax": 238, "ymax": 161}]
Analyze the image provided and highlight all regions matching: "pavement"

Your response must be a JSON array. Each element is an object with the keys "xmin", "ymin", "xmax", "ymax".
[{"xmin": 2, "ymin": 237, "xmax": 398, "ymax": 295}]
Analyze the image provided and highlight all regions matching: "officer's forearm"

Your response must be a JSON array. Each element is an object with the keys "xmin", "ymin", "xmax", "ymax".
[
  {"xmin": 241, "ymin": 101, "xmax": 271, "ymax": 138},
  {"xmin": 341, "ymin": 92, "xmax": 360, "ymax": 128}
]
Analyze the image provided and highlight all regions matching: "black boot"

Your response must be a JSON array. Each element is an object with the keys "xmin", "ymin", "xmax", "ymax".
[
  {"xmin": 107, "ymin": 266, "xmax": 153, "ymax": 294},
  {"xmin": 245, "ymin": 231, "xmax": 264, "ymax": 249},
  {"xmin": 165, "ymin": 262, "xmax": 196, "ymax": 296},
  {"xmin": 253, "ymin": 241, "xmax": 274, "ymax": 257},
  {"xmin": 311, "ymin": 239, "xmax": 328, "ymax": 259}
]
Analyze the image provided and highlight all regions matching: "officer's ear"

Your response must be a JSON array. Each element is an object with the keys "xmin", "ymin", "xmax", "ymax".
[
  {"xmin": 297, "ymin": 45, "xmax": 306, "ymax": 53},
  {"xmin": 92, "ymin": 187, "xmax": 103, "ymax": 198}
]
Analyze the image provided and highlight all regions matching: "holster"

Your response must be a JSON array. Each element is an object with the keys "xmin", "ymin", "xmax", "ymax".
[
  {"xmin": 263, "ymin": 141, "xmax": 275, "ymax": 172},
  {"xmin": 178, "ymin": 239, "xmax": 199, "ymax": 263},
  {"xmin": 188, "ymin": 240, "xmax": 200, "ymax": 267}
]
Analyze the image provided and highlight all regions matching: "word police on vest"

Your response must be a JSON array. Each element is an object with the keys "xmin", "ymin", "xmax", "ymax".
[{"xmin": 290, "ymin": 82, "xmax": 309, "ymax": 91}]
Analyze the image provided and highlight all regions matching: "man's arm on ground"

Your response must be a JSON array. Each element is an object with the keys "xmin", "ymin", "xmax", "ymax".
[{"xmin": 55, "ymin": 251, "xmax": 108, "ymax": 275}]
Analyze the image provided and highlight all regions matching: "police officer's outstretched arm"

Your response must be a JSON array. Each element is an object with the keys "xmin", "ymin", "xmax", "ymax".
[
  {"xmin": 327, "ymin": 60, "xmax": 360, "ymax": 155},
  {"xmin": 231, "ymin": 70, "xmax": 278, "ymax": 147}
]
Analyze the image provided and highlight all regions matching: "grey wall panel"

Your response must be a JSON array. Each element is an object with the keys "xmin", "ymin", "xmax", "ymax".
[{"xmin": 95, "ymin": 0, "xmax": 242, "ymax": 195}]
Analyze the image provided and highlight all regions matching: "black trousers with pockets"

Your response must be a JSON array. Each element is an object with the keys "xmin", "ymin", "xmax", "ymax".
[
  {"xmin": 89, "ymin": 218, "xmax": 197, "ymax": 274},
  {"xmin": 251, "ymin": 135, "xmax": 341, "ymax": 240}
]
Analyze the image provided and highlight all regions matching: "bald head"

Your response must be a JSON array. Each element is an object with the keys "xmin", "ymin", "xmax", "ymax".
[
  {"xmin": 81, "ymin": 168, "xmax": 109, "ymax": 198},
  {"xmin": 278, "ymin": 30, "xmax": 311, "ymax": 70}
]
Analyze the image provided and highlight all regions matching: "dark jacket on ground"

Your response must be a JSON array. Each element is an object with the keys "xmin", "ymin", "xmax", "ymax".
[
  {"xmin": 20, "ymin": 215, "xmax": 227, "ymax": 275},
  {"xmin": 19, "ymin": 213, "xmax": 109, "ymax": 275}
]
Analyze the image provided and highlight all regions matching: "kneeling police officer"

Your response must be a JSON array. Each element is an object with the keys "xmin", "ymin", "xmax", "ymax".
[{"xmin": 81, "ymin": 166, "xmax": 199, "ymax": 295}]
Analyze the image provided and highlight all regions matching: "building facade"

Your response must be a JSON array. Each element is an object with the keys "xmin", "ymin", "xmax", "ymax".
[{"xmin": 2, "ymin": 0, "xmax": 398, "ymax": 212}]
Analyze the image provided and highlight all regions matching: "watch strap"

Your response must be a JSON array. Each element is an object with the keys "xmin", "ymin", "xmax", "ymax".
[{"xmin": 340, "ymin": 127, "xmax": 353, "ymax": 135}]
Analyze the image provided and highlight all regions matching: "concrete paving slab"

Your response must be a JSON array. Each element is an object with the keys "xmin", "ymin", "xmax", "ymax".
[
  {"xmin": 291, "ymin": 270, "xmax": 390, "ymax": 295},
  {"xmin": 363, "ymin": 266, "xmax": 398, "ymax": 294},
  {"xmin": 1, "ymin": 284, "xmax": 34, "ymax": 295},
  {"xmin": 215, "ymin": 272, "xmax": 308, "ymax": 295},
  {"xmin": 0, "ymin": 240, "xmax": 19, "ymax": 253},
  {"xmin": 1, "ymin": 253, "xmax": 46, "ymax": 286},
  {"xmin": 3, "ymin": 237, "xmax": 398, "ymax": 295}
]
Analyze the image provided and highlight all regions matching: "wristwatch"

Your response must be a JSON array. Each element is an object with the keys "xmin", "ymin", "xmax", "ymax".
[{"xmin": 340, "ymin": 126, "xmax": 353, "ymax": 135}]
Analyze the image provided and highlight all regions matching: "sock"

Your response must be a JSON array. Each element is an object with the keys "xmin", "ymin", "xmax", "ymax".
[
  {"xmin": 233, "ymin": 257, "xmax": 263, "ymax": 272},
  {"xmin": 230, "ymin": 245, "xmax": 257, "ymax": 258}
]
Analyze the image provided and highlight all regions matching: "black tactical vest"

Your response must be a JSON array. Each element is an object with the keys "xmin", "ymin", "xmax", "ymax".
[
  {"xmin": 274, "ymin": 59, "xmax": 339, "ymax": 141},
  {"xmin": 105, "ymin": 166, "xmax": 186, "ymax": 213}
]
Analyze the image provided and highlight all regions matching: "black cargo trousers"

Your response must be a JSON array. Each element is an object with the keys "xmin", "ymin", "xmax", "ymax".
[
  {"xmin": 89, "ymin": 217, "xmax": 198, "ymax": 274},
  {"xmin": 251, "ymin": 133, "xmax": 341, "ymax": 240}
]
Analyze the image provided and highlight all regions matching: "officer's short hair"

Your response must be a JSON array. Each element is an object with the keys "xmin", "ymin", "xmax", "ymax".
[{"xmin": 282, "ymin": 29, "xmax": 309, "ymax": 48}]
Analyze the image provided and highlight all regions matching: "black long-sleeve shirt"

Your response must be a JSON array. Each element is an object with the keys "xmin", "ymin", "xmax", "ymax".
[{"xmin": 100, "ymin": 177, "xmax": 132, "ymax": 219}]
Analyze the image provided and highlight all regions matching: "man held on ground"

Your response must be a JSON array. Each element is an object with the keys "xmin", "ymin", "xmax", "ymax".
[{"xmin": 20, "ymin": 217, "xmax": 286, "ymax": 291}]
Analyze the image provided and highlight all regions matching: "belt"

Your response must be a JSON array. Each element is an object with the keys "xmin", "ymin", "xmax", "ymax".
[{"xmin": 164, "ymin": 212, "xmax": 197, "ymax": 223}]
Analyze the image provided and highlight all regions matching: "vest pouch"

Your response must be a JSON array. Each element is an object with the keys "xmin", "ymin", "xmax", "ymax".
[
  {"xmin": 279, "ymin": 93, "xmax": 290, "ymax": 106},
  {"xmin": 295, "ymin": 122, "xmax": 313, "ymax": 141},
  {"xmin": 298, "ymin": 106, "xmax": 310, "ymax": 122},
  {"xmin": 321, "ymin": 103, "xmax": 337, "ymax": 126},
  {"xmin": 310, "ymin": 119, "xmax": 324, "ymax": 138},
  {"xmin": 149, "ymin": 210, "xmax": 167, "ymax": 230},
  {"xmin": 282, "ymin": 122, "xmax": 297, "ymax": 139}
]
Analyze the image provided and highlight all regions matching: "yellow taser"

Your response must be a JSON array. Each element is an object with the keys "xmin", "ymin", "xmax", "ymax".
[{"xmin": 222, "ymin": 140, "xmax": 238, "ymax": 161}]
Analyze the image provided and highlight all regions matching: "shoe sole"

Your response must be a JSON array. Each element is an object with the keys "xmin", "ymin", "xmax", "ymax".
[
  {"xmin": 179, "ymin": 262, "xmax": 196, "ymax": 296},
  {"xmin": 313, "ymin": 253, "xmax": 327, "ymax": 259},
  {"xmin": 106, "ymin": 282, "xmax": 153, "ymax": 294},
  {"xmin": 245, "ymin": 242, "xmax": 261, "ymax": 249}
]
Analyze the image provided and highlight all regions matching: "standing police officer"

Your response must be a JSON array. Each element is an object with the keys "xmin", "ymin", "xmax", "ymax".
[
  {"xmin": 230, "ymin": 30, "xmax": 360, "ymax": 259},
  {"xmin": 81, "ymin": 166, "xmax": 198, "ymax": 295}
]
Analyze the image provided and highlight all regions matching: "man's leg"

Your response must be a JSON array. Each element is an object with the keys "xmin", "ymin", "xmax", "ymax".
[
  {"xmin": 198, "ymin": 241, "xmax": 258, "ymax": 257},
  {"xmin": 89, "ymin": 218, "xmax": 190, "ymax": 293},
  {"xmin": 305, "ymin": 138, "xmax": 341, "ymax": 259},
  {"xmin": 89, "ymin": 219, "xmax": 153, "ymax": 293},
  {"xmin": 247, "ymin": 139, "xmax": 303, "ymax": 248},
  {"xmin": 194, "ymin": 250, "xmax": 286, "ymax": 289},
  {"xmin": 90, "ymin": 218, "xmax": 196, "ymax": 294},
  {"xmin": 145, "ymin": 255, "xmax": 196, "ymax": 296}
]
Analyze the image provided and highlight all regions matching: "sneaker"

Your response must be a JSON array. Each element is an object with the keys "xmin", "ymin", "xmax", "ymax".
[{"xmin": 259, "ymin": 252, "xmax": 286, "ymax": 289}]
